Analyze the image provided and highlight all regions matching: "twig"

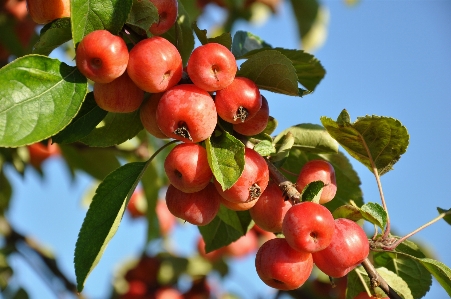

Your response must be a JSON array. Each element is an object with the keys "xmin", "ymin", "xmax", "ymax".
[
  {"xmin": 361, "ymin": 258, "xmax": 402, "ymax": 299},
  {"xmin": 265, "ymin": 159, "xmax": 300, "ymax": 205}
]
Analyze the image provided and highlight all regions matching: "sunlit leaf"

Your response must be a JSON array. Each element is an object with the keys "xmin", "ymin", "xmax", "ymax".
[
  {"xmin": 0, "ymin": 55, "xmax": 87, "ymax": 147},
  {"xmin": 232, "ymin": 30, "xmax": 272, "ymax": 58},
  {"xmin": 126, "ymin": 0, "xmax": 158, "ymax": 34},
  {"xmin": 321, "ymin": 109, "xmax": 409, "ymax": 175},
  {"xmin": 360, "ymin": 202, "xmax": 387, "ymax": 232}
]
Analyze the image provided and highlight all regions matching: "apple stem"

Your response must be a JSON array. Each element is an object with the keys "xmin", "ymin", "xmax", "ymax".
[
  {"xmin": 383, "ymin": 212, "xmax": 448, "ymax": 250},
  {"xmin": 361, "ymin": 258, "xmax": 403, "ymax": 299},
  {"xmin": 359, "ymin": 135, "xmax": 391, "ymax": 238},
  {"xmin": 266, "ymin": 159, "xmax": 300, "ymax": 205}
]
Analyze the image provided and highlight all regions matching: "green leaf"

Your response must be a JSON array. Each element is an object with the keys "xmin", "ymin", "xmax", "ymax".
[
  {"xmin": 0, "ymin": 55, "xmax": 88, "ymax": 147},
  {"xmin": 232, "ymin": 31, "xmax": 272, "ymax": 58},
  {"xmin": 206, "ymin": 130, "xmax": 245, "ymax": 191},
  {"xmin": 332, "ymin": 204, "xmax": 363, "ymax": 221},
  {"xmin": 280, "ymin": 149, "xmax": 363, "ymax": 212},
  {"xmin": 126, "ymin": 0, "xmax": 159, "ymax": 34},
  {"xmin": 288, "ymin": 0, "xmax": 319, "ymax": 43},
  {"xmin": 273, "ymin": 123, "xmax": 339, "ymax": 154},
  {"xmin": 321, "ymin": 109, "xmax": 409, "ymax": 175},
  {"xmin": 161, "ymin": 0, "xmax": 195, "ymax": 66},
  {"xmin": 33, "ymin": 18, "xmax": 72, "ymax": 56},
  {"xmin": 253, "ymin": 140, "xmax": 275, "ymax": 157},
  {"xmin": 0, "ymin": 170, "xmax": 12, "ymax": 215},
  {"xmin": 52, "ymin": 92, "xmax": 108, "ymax": 144},
  {"xmin": 79, "ymin": 110, "xmax": 143, "ymax": 147},
  {"xmin": 71, "ymin": 0, "xmax": 133, "ymax": 45},
  {"xmin": 237, "ymin": 50, "xmax": 299, "ymax": 96},
  {"xmin": 179, "ymin": 0, "xmax": 202, "ymax": 21},
  {"xmin": 262, "ymin": 116, "xmax": 277, "ymax": 135},
  {"xmin": 418, "ymin": 258, "xmax": 451, "ymax": 297},
  {"xmin": 301, "ymin": 181, "xmax": 324, "ymax": 203},
  {"xmin": 271, "ymin": 131, "xmax": 295, "ymax": 166},
  {"xmin": 198, "ymin": 208, "xmax": 252, "ymax": 253},
  {"xmin": 59, "ymin": 145, "xmax": 121, "ymax": 181},
  {"xmin": 74, "ymin": 161, "xmax": 148, "ymax": 292},
  {"xmin": 192, "ymin": 22, "xmax": 232, "ymax": 49},
  {"xmin": 360, "ymin": 202, "xmax": 387, "ymax": 232},
  {"xmin": 437, "ymin": 207, "xmax": 451, "ymax": 225}
]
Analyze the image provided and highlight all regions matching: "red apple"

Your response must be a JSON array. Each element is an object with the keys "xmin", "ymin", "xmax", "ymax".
[
  {"xmin": 165, "ymin": 183, "xmax": 221, "ymax": 226},
  {"xmin": 296, "ymin": 159, "xmax": 337, "ymax": 204},
  {"xmin": 154, "ymin": 286, "xmax": 183, "ymax": 299},
  {"xmin": 255, "ymin": 238, "xmax": 313, "ymax": 290},
  {"xmin": 127, "ymin": 189, "xmax": 147, "ymax": 218},
  {"xmin": 219, "ymin": 197, "xmax": 257, "ymax": 211},
  {"xmin": 215, "ymin": 77, "xmax": 262, "ymax": 123},
  {"xmin": 27, "ymin": 140, "xmax": 60, "ymax": 168},
  {"xmin": 214, "ymin": 147, "xmax": 269, "ymax": 203},
  {"xmin": 282, "ymin": 201, "xmax": 335, "ymax": 253},
  {"xmin": 139, "ymin": 93, "xmax": 168, "ymax": 139},
  {"xmin": 148, "ymin": 0, "xmax": 178, "ymax": 36},
  {"xmin": 127, "ymin": 36, "xmax": 182, "ymax": 93},
  {"xmin": 156, "ymin": 84, "xmax": 217, "ymax": 143},
  {"xmin": 312, "ymin": 218, "xmax": 369, "ymax": 278},
  {"xmin": 187, "ymin": 42, "xmax": 237, "ymax": 92},
  {"xmin": 76, "ymin": 30, "xmax": 129, "ymax": 84},
  {"xmin": 4, "ymin": 0, "xmax": 28, "ymax": 20},
  {"xmin": 93, "ymin": 71, "xmax": 144, "ymax": 113},
  {"xmin": 155, "ymin": 199, "xmax": 176, "ymax": 236},
  {"xmin": 224, "ymin": 229, "xmax": 258, "ymax": 258},
  {"xmin": 164, "ymin": 143, "xmax": 213, "ymax": 193},
  {"xmin": 249, "ymin": 181, "xmax": 291, "ymax": 233},
  {"xmin": 233, "ymin": 95, "xmax": 269, "ymax": 136},
  {"xmin": 26, "ymin": 0, "xmax": 70, "ymax": 24}
]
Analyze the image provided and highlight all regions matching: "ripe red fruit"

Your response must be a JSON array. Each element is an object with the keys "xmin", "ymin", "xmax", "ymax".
[
  {"xmin": 154, "ymin": 287, "xmax": 183, "ymax": 299},
  {"xmin": 215, "ymin": 77, "xmax": 262, "ymax": 123},
  {"xmin": 233, "ymin": 95, "xmax": 269, "ymax": 136},
  {"xmin": 255, "ymin": 238, "xmax": 313, "ymax": 290},
  {"xmin": 354, "ymin": 292, "xmax": 388, "ymax": 299},
  {"xmin": 282, "ymin": 201, "xmax": 335, "ymax": 253},
  {"xmin": 139, "ymin": 93, "xmax": 168, "ymax": 139},
  {"xmin": 312, "ymin": 218, "xmax": 369, "ymax": 278},
  {"xmin": 155, "ymin": 199, "xmax": 177, "ymax": 236},
  {"xmin": 164, "ymin": 143, "xmax": 213, "ymax": 193},
  {"xmin": 214, "ymin": 147, "xmax": 269, "ymax": 203},
  {"xmin": 165, "ymin": 183, "xmax": 221, "ymax": 226},
  {"xmin": 156, "ymin": 84, "xmax": 217, "ymax": 143},
  {"xmin": 148, "ymin": 0, "xmax": 178, "ymax": 36},
  {"xmin": 187, "ymin": 43, "xmax": 237, "ymax": 92},
  {"xmin": 26, "ymin": 0, "xmax": 70, "ymax": 24},
  {"xmin": 296, "ymin": 159, "xmax": 337, "ymax": 204},
  {"xmin": 219, "ymin": 196, "xmax": 257, "ymax": 211},
  {"xmin": 93, "ymin": 72, "xmax": 144, "ymax": 113},
  {"xmin": 75, "ymin": 30, "xmax": 129, "ymax": 84},
  {"xmin": 27, "ymin": 140, "xmax": 60, "ymax": 168},
  {"xmin": 197, "ymin": 236, "xmax": 226, "ymax": 261},
  {"xmin": 5, "ymin": 0, "xmax": 28, "ymax": 21},
  {"xmin": 127, "ymin": 189, "xmax": 147, "ymax": 218},
  {"xmin": 224, "ymin": 229, "xmax": 259, "ymax": 258},
  {"xmin": 127, "ymin": 36, "xmax": 182, "ymax": 93},
  {"xmin": 249, "ymin": 181, "xmax": 291, "ymax": 232}
]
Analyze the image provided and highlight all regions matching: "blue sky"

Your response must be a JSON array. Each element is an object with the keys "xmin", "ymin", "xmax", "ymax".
[{"xmin": 3, "ymin": 1, "xmax": 451, "ymax": 299}]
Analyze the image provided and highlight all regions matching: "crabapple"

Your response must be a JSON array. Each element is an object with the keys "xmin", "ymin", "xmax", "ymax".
[
  {"xmin": 354, "ymin": 292, "xmax": 389, "ymax": 299},
  {"xmin": 215, "ymin": 77, "xmax": 262, "ymax": 123},
  {"xmin": 282, "ymin": 201, "xmax": 335, "ymax": 253},
  {"xmin": 127, "ymin": 189, "xmax": 147, "ymax": 218},
  {"xmin": 164, "ymin": 143, "xmax": 213, "ymax": 193},
  {"xmin": 127, "ymin": 36, "xmax": 182, "ymax": 93},
  {"xmin": 139, "ymin": 93, "xmax": 168, "ymax": 139},
  {"xmin": 249, "ymin": 181, "xmax": 291, "ymax": 233},
  {"xmin": 219, "ymin": 196, "xmax": 257, "ymax": 211},
  {"xmin": 312, "ymin": 218, "xmax": 369, "ymax": 278},
  {"xmin": 75, "ymin": 30, "xmax": 129, "ymax": 84},
  {"xmin": 214, "ymin": 147, "xmax": 269, "ymax": 203},
  {"xmin": 233, "ymin": 95, "xmax": 269, "ymax": 136},
  {"xmin": 26, "ymin": 0, "xmax": 70, "ymax": 24},
  {"xmin": 224, "ymin": 229, "xmax": 259, "ymax": 258},
  {"xmin": 148, "ymin": 0, "xmax": 178, "ymax": 36},
  {"xmin": 197, "ymin": 236, "xmax": 226, "ymax": 262},
  {"xmin": 93, "ymin": 72, "xmax": 144, "ymax": 113},
  {"xmin": 296, "ymin": 159, "xmax": 337, "ymax": 204},
  {"xmin": 165, "ymin": 183, "xmax": 221, "ymax": 226},
  {"xmin": 255, "ymin": 238, "xmax": 313, "ymax": 290},
  {"xmin": 27, "ymin": 140, "xmax": 60, "ymax": 168},
  {"xmin": 187, "ymin": 43, "xmax": 237, "ymax": 92},
  {"xmin": 4, "ymin": 0, "xmax": 28, "ymax": 21},
  {"xmin": 156, "ymin": 84, "xmax": 217, "ymax": 143}
]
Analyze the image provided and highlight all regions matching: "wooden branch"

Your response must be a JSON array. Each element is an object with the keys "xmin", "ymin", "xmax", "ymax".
[{"xmin": 361, "ymin": 258, "xmax": 402, "ymax": 299}]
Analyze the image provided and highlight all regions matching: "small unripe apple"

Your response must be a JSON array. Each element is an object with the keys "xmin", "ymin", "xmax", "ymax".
[
  {"xmin": 296, "ymin": 159, "xmax": 337, "ymax": 204},
  {"xmin": 127, "ymin": 36, "xmax": 182, "ymax": 93},
  {"xmin": 187, "ymin": 42, "xmax": 237, "ymax": 92},
  {"xmin": 312, "ymin": 218, "xmax": 369, "ymax": 278},
  {"xmin": 156, "ymin": 84, "xmax": 217, "ymax": 143},
  {"xmin": 164, "ymin": 143, "xmax": 213, "ymax": 193},
  {"xmin": 282, "ymin": 201, "xmax": 335, "ymax": 253},
  {"xmin": 26, "ymin": 0, "xmax": 70, "ymax": 24},
  {"xmin": 139, "ymin": 93, "xmax": 168, "ymax": 139},
  {"xmin": 255, "ymin": 238, "xmax": 313, "ymax": 290},
  {"xmin": 148, "ymin": 0, "xmax": 178, "ymax": 36},
  {"xmin": 93, "ymin": 72, "xmax": 144, "ymax": 113},
  {"xmin": 165, "ymin": 183, "xmax": 221, "ymax": 226},
  {"xmin": 76, "ymin": 30, "xmax": 129, "ymax": 84},
  {"xmin": 249, "ymin": 181, "xmax": 291, "ymax": 232}
]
